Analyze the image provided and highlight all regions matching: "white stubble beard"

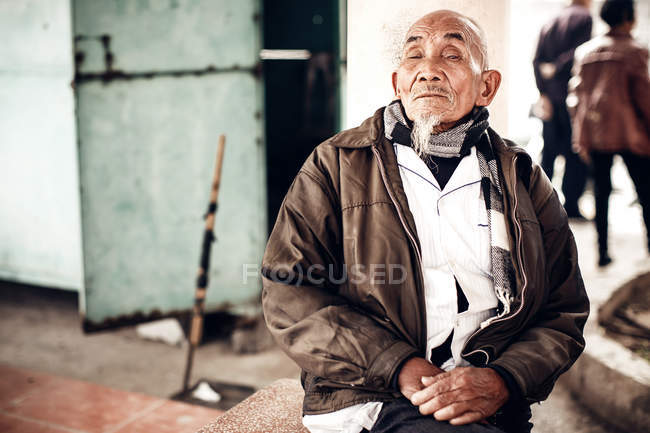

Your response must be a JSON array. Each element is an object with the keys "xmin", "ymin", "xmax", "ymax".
[{"xmin": 411, "ymin": 113, "xmax": 441, "ymax": 156}]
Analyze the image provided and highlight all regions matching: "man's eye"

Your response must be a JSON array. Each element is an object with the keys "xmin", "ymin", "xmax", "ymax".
[
  {"xmin": 407, "ymin": 53, "xmax": 422, "ymax": 59},
  {"xmin": 446, "ymin": 54, "xmax": 461, "ymax": 60}
]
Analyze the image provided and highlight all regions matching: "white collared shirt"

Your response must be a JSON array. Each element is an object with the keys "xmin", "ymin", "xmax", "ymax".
[{"xmin": 303, "ymin": 145, "xmax": 498, "ymax": 433}]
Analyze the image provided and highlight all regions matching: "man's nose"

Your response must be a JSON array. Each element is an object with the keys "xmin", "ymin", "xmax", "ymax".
[{"xmin": 417, "ymin": 58, "xmax": 443, "ymax": 82}]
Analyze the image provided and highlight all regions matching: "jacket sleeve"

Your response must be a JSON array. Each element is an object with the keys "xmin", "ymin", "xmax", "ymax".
[
  {"xmin": 630, "ymin": 48, "xmax": 650, "ymax": 130},
  {"xmin": 490, "ymin": 165, "xmax": 589, "ymax": 403},
  {"xmin": 261, "ymin": 156, "xmax": 418, "ymax": 390}
]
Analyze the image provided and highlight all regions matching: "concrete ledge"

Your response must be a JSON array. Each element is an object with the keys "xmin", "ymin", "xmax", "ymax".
[
  {"xmin": 560, "ymin": 333, "xmax": 650, "ymax": 433},
  {"xmin": 196, "ymin": 378, "xmax": 308, "ymax": 433}
]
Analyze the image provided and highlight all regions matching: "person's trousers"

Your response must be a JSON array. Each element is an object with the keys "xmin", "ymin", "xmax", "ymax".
[
  {"xmin": 366, "ymin": 397, "xmax": 532, "ymax": 433},
  {"xmin": 591, "ymin": 151, "xmax": 650, "ymax": 254},
  {"xmin": 541, "ymin": 103, "xmax": 587, "ymax": 215}
]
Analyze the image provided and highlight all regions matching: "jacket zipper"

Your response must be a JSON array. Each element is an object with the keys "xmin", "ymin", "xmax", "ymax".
[
  {"xmin": 461, "ymin": 154, "xmax": 530, "ymax": 364},
  {"xmin": 371, "ymin": 145, "xmax": 428, "ymax": 349}
]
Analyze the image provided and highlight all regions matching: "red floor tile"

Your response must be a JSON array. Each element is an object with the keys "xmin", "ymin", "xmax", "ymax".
[
  {"xmin": 0, "ymin": 364, "xmax": 61, "ymax": 409},
  {"xmin": 0, "ymin": 412, "xmax": 79, "ymax": 433},
  {"xmin": 4, "ymin": 375, "xmax": 162, "ymax": 433},
  {"xmin": 113, "ymin": 400, "xmax": 223, "ymax": 433},
  {"xmin": 0, "ymin": 365, "xmax": 223, "ymax": 433}
]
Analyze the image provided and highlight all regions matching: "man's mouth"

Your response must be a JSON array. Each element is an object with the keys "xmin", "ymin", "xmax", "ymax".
[
  {"xmin": 415, "ymin": 93, "xmax": 446, "ymax": 99},
  {"xmin": 411, "ymin": 86, "xmax": 453, "ymax": 102}
]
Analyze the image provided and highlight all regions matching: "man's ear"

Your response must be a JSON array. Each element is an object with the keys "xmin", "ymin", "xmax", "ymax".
[
  {"xmin": 392, "ymin": 71, "xmax": 400, "ymax": 98},
  {"xmin": 476, "ymin": 69, "xmax": 501, "ymax": 106}
]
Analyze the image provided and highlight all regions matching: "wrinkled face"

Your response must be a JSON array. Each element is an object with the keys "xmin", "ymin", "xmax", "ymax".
[{"xmin": 392, "ymin": 12, "xmax": 497, "ymax": 126}]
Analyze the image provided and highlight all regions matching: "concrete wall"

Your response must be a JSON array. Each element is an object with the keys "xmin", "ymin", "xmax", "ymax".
[
  {"xmin": 346, "ymin": 0, "xmax": 510, "ymax": 134},
  {"xmin": 0, "ymin": 0, "xmax": 84, "ymax": 291}
]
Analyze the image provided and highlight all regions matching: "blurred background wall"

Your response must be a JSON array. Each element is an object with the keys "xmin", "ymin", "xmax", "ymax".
[{"xmin": 0, "ymin": 0, "xmax": 83, "ymax": 291}]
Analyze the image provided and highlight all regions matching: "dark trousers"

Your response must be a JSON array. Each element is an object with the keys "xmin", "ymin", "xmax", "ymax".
[
  {"xmin": 366, "ymin": 397, "xmax": 532, "ymax": 433},
  {"xmin": 591, "ymin": 151, "xmax": 650, "ymax": 254},
  {"xmin": 541, "ymin": 103, "xmax": 587, "ymax": 215}
]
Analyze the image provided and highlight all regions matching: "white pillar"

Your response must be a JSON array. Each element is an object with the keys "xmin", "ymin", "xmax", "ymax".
[{"xmin": 346, "ymin": 0, "xmax": 510, "ymax": 135}]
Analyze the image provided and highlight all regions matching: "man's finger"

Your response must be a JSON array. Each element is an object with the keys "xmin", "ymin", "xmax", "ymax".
[
  {"xmin": 411, "ymin": 375, "xmax": 456, "ymax": 406},
  {"xmin": 410, "ymin": 383, "xmax": 438, "ymax": 406},
  {"xmin": 416, "ymin": 388, "xmax": 467, "ymax": 415},
  {"xmin": 423, "ymin": 369, "xmax": 460, "ymax": 392},
  {"xmin": 401, "ymin": 384, "xmax": 423, "ymax": 401},
  {"xmin": 412, "ymin": 368, "xmax": 474, "ymax": 406},
  {"xmin": 432, "ymin": 400, "xmax": 479, "ymax": 422},
  {"xmin": 449, "ymin": 410, "xmax": 485, "ymax": 426},
  {"xmin": 399, "ymin": 357, "xmax": 444, "ymax": 400},
  {"xmin": 422, "ymin": 369, "xmax": 452, "ymax": 386}
]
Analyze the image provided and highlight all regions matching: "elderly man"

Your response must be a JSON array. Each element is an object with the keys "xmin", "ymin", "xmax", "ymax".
[{"xmin": 262, "ymin": 10, "xmax": 588, "ymax": 433}]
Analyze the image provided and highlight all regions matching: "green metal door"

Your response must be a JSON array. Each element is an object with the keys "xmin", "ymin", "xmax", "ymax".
[{"xmin": 73, "ymin": 0, "xmax": 265, "ymax": 330}]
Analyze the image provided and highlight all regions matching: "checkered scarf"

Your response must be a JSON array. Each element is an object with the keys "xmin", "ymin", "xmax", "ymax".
[{"xmin": 384, "ymin": 100, "xmax": 515, "ymax": 316}]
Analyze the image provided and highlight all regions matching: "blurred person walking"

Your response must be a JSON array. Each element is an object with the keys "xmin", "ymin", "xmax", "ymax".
[
  {"xmin": 533, "ymin": 0, "xmax": 592, "ymax": 220},
  {"xmin": 570, "ymin": 0, "xmax": 650, "ymax": 267}
]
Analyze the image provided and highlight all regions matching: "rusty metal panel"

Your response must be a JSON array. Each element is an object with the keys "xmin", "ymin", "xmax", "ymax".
[
  {"xmin": 73, "ymin": 0, "xmax": 259, "ymax": 74},
  {"xmin": 75, "ymin": 0, "xmax": 265, "ymax": 328}
]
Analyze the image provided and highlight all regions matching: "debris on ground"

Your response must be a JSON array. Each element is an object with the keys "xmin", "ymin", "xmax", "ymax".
[
  {"xmin": 191, "ymin": 381, "xmax": 222, "ymax": 403},
  {"xmin": 136, "ymin": 318, "xmax": 186, "ymax": 346},
  {"xmin": 599, "ymin": 272, "xmax": 650, "ymax": 361}
]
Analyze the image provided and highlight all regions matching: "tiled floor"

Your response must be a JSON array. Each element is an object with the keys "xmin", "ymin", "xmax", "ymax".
[{"xmin": 0, "ymin": 364, "xmax": 223, "ymax": 433}]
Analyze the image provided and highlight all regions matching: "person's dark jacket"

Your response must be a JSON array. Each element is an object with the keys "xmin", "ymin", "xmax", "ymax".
[
  {"xmin": 533, "ymin": 4, "xmax": 592, "ymax": 104},
  {"xmin": 570, "ymin": 29, "xmax": 650, "ymax": 156},
  {"xmin": 261, "ymin": 107, "xmax": 589, "ymax": 414}
]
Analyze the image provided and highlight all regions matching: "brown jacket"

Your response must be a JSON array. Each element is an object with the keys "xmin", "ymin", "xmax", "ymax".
[
  {"xmin": 262, "ymin": 108, "xmax": 589, "ymax": 415},
  {"xmin": 570, "ymin": 30, "xmax": 650, "ymax": 156}
]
